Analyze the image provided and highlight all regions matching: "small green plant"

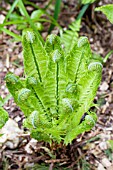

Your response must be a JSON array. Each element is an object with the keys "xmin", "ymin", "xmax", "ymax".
[
  {"xmin": 4, "ymin": 28, "xmax": 103, "ymax": 145},
  {"xmin": 0, "ymin": 0, "xmax": 60, "ymax": 41}
]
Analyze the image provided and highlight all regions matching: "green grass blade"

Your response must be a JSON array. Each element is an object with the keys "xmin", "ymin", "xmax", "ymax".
[
  {"xmin": 103, "ymin": 50, "xmax": 113, "ymax": 63},
  {"xmin": 44, "ymin": 0, "xmax": 53, "ymax": 10},
  {"xmin": 4, "ymin": 0, "xmax": 19, "ymax": 22},
  {"xmin": 48, "ymin": 0, "xmax": 61, "ymax": 33},
  {"xmin": 77, "ymin": 3, "xmax": 89, "ymax": 20},
  {"xmin": 0, "ymin": 18, "xmax": 51, "ymax": 27},
  {"xmin": 0, "ymin": 27, "xmax": 22, "ymax": 41}
]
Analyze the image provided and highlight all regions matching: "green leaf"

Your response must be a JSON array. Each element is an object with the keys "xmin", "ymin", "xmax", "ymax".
[
  {"xmin": 0, "ymin": 27, "xmax": 22, "ymax": 41},
  {"xmin": 0, "ymin": 107, "xmax": 9, "ymax": 129},
  {"xmin": 108, "ymin": 140, "xmax": 113, "ymax": 151},
  {"xmin": 31, "ymin": 10, "xmax": 44, "ymax": 20},
  {"xmin": 0, "ymin": 97, "xmax": 4, "ymax": 107},
  {"xmin": 81, "ymin": 0, "xmax": 96, "ymax": 4},
  {"xmin": 95, "ymin": 4, "xmax": 113, "ymax": 24},
  {"xmin": 0, "ymin": 94, "xmax": 12, "ymax": 107}
]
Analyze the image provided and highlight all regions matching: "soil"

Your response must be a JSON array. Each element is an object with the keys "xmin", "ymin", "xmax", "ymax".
[{"xmin": 0, "ymin": 0, "xmax": 113, "ymax": 170}]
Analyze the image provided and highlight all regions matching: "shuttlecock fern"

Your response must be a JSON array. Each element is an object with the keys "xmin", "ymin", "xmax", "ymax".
[{"xmin": 5, "ymin": 28, "xmax": 103, "ymax": 145}]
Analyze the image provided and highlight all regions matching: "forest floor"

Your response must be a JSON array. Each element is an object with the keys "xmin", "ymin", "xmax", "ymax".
[{"xmin": 0, "ymin": 0, "xmax": 113, "ymax": 170}]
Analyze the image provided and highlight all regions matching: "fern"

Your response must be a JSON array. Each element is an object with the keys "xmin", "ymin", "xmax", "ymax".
[
  {"xmin": 5, "ymin": 28, "xmax": 103, "ymax": 145},
  {"xmin": 95, "ymin": 4, "xmax": 113, "ymax": 24}
]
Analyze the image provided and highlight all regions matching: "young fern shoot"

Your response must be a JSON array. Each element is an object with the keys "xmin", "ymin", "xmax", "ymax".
[{"xmin": 5, "ymin": 28, "xmax": 103, "ymax": 145}]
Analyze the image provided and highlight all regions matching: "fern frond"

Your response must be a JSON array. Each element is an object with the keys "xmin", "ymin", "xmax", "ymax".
[
  {"xmin": 69, "ymin": 66, "xmax": 102, "ymax": 128},
  {"xmin": 26, "ymin": 77, "xmax": 51, "ymax": 117},
  {"xmin": 64, "ymin": 111, "xmax": 97, "ymax": 144},
  {"xmin": 5, "ymin": 73, "xmax": 42, "ymax": 116},
  {"xmin": 24, "ymin": 110, "xmax": 51, "ymax": 129},
  {"xmin": 44, "ymin": 35, "xmax": 67, "ymax": 116},
  {"xmin": 22, "ymin": 28, "xmax": 49, "ymax": 82},
  {"xmin": 61, "ymin": 19, "xmax": 81, "ymax": 54},
  {"xmin": 95, "ymin": 4, "xmax": 113, "ymax": 24},
  {"xmin": 0, "ymin": 107, "xmax": 9, "ymax": 129},
  {"xmin": 17, "ymin": 88, "xmax": 47, "ymax": 116},
  {"xmin": 66, "ymin": 36, "xmax": 92, "ymax": 83},
  {"xmin": 45, "ymin": 34, "xmax": 63, "ymax": 55}
]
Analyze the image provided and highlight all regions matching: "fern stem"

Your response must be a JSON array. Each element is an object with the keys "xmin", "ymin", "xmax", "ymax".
[
  {"xmin": 32, "ymin": 87, "xmax": 47, "ymax": 114},
  {"xmin": 74, "ymin": 52, "xmax": 83, "ymax": 83},
  {"xmin": 56, "ymin": 63, "xmax": 59, "ymax": 113},
  {"xmin": 30, "ymin": 43, "xmax": 42, "ymax": 82},
  {"xmin": 0, "ymin": 27, "xmax": 22, "ymax": 41}
]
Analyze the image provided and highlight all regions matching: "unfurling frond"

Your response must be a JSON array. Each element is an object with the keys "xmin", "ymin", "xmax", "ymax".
[
  {"xmin": 88, "ymin": 62, "xmax": 103, "ymax": 71},
  {"xmin": 64, "ymin": 112, "xmax": 97, "ymax": 144}
]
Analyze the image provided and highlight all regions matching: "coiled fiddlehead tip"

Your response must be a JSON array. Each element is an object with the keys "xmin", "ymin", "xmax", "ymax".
[
  {"xmin": 47, "ymin": 34, "xmax": 57, "ymax": 45},
  {"xmin": 18, "ymin": 88, "xmax": 31, "ymax": 102},
  {"xmin": 66, "ymin": 83, "xmax": 76, "ymax": 94},
  {"xmin": 27, "ymin": 77, "xmax": 37, "ymax": 86},
  {"xmin": 62, "ymin": 98, "xmax": 74, "ymax": 113},
  {"xmin": 29, "ymin": 110, "xmax": 39, "ymax": 128},
  {"xmin": 88, "ymin": 62, "xmax": 103, "ymax": 71},
  {"xmin": 5, "ymin": 73, "xmax": 18, "ymax": 84},
  {"xmin": 23, "ymin": 28, "xmax": 35, "ymax": 43},
  {"xmin": 52, "ymin": 50, "xmax": 62, "ymax": 63},
  {"xmin": 77, "ymin": 36, "xmax": 88, "ymax": 47},
  {"xmin": 85, "ymin": 115, "xmax": 96, "ymax": 128}
]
